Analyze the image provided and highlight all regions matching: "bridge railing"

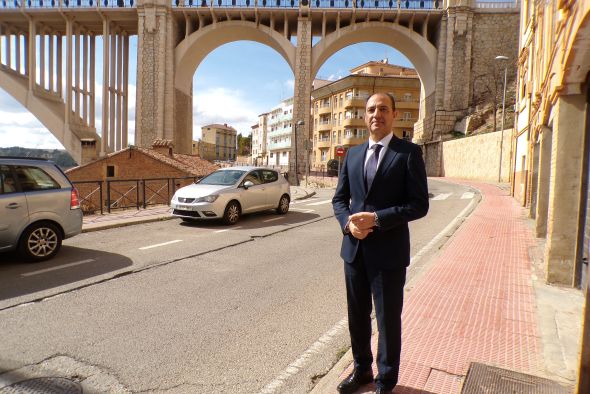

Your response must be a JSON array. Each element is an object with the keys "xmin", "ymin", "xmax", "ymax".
[
  {"xmin": 0, "ymin": 0, "xmax": 136, "ymax": 8},
  {"xmin": 170, "ymin": 0, "xmax": 441, "ymax": 8}
]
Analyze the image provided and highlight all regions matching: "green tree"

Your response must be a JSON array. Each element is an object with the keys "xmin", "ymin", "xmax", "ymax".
[{"xmin": 237, "ymin": 134, "xmax": 252, "ymax": 156}]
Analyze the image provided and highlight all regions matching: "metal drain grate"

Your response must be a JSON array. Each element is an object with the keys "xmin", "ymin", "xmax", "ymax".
[
  {"xmin": 0, "ymin": 377, "xmax": 82, "ymax": 394},
  {"xmin": 461, "ymin": 363, "xmax": 571, "ymax": 394}
]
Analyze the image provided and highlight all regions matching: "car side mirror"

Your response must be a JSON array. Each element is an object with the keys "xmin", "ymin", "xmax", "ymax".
[{"xmin": 243, "ymin": 180, "xmax": 254, "ymax": 189}]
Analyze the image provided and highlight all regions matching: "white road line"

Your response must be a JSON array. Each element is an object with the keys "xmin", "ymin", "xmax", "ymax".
[
  {"xmin": 258, "ymin": 318, "xmax": 349, "ymax": 394},
  {"xmin": 263, "ymin": 217, "xmax": 286, "ymax": 223},
  {"xmin": 431, "ymin": 193, "xmax": 452, "ymax": 201},
  {"xmin": 289, "ymin": 208, "xmax": 315, "ymax": 213},
  {"xmin": 215, "ymin": 229, "xmax": 230, "ymax": 233},
  {"xmin": 22, "ymin": 259, "xmax": 96, "ymax": 277},
  {"xmin": 461, "ymin": 192, "xmax": 475, "ymax": 199},
  {"xmin": 305, "ymin": 199, "xmax": 333, "ymax": 206},
  {"xmin": 139, "ymin": 240, "xmax": 183, "ymax": 250}
]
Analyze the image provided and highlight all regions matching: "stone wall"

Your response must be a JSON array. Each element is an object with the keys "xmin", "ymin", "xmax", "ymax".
[{"xmin": 441, "ymin": 130, "xmax": 512, "ymax": 182}]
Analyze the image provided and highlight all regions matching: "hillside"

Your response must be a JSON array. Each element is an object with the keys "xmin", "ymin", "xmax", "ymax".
[{"xmin": 0, "ymin": 147, "xmax": 77, "ymax": 169}]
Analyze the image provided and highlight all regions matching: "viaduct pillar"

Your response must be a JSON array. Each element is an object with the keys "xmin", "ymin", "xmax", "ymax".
[
  {"xmin": 136, "ymin": 0, "xmax": 192, "ymax": 154},
  {"xmin": 290, "ymin": 7, "xmax": 313, "ymax": 185}
]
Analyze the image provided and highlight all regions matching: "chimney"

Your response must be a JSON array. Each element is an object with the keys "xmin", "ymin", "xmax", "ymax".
[{"xmin": 151, "ymin": 139, "xmax": 174, "ymax": 156}]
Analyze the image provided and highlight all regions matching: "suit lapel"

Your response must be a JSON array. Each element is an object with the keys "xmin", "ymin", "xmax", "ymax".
[{"xmin": 356, "ymin": 142, "xmax": 369, "ymax": 195}]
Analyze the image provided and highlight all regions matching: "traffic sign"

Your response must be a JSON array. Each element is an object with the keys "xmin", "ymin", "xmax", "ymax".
[{"xmin": 335, "ymin": 146, "xmax": 345, "ymax": 156}]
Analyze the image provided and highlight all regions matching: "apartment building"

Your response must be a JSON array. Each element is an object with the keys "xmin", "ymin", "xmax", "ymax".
[
  {"xmin": 201, "ymin": 124, "xmax": 237, "ymax": 162},
  {"xmin": 251, "ymin": 117, "xmax": 268, "ymax": 166},
  {"xmin": 311, "ymin": 60, "xmax": 421, "ymax": 168},
  {"xmin": 259, "ymin": 97, "xmax": 293, "ymax": 167},
  {"xmin": 512, "ymin": 0, "xmax": 589, "ymax": 287}
]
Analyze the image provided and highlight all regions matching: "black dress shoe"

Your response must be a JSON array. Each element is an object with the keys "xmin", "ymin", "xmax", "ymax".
[
  {"xmin": 337, "ymin": 369, "xmax": 373, "ymax": 394},
  {"xmin": 375, "ymin": 387, "xmax": 393, "ymax": 394}
]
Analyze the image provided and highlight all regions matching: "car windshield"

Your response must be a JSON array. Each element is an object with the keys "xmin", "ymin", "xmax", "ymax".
[{"xmin": 198, "ymin": 170, "xmax": 246, "ymax": 186}]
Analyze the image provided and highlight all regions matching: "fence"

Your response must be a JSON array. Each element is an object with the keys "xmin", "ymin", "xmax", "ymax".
[{"xmin": 72, "ymin": 176, "xmax": 200, "ymax": 215}]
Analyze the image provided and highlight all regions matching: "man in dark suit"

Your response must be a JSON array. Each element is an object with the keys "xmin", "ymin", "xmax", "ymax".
[{"xmin": 332, "ymin": 92, "xmax": 429, "ymax": 394}]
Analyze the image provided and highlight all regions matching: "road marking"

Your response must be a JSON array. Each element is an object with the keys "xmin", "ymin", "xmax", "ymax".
[
  {"xmin": 289, "ymin": 208, "xmax": 315, "ymax": 213},
  {"xmin": 139, "ymin": 240, "xmax": 182, "ymax": 250},
  {"xmin": 258, "ymin": 318, "xmax": 349, "ymax": 394},
  {"xmin": 461, "ymin": 192, "xmax": 475, "ymax": 199},
  {"xmin": 214, "ymin": 226, "xmax": 242, "ymax": 233},
  {"xmin": 263, "ymin": 217, "xmax": 286, "ymax": 223},
  {"xmin": 22, "ymin": 259, "xmax": 96, "ymax": 277},
  {"xmin": 431, "ymin": 193, "xmax": 452, "ymax": 201},
  {"xmin": 305, "ymin": 199, "xmax": 332, "ymax": 206}
]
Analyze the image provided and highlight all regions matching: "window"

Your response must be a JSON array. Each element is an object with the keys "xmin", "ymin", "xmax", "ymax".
[
  {"xmin": 0, "ymin": 165, "xmax": 16, "ymax": 194},
  {"xmin": 243, "ymin": 171, "xmax": 262, "ymax": 185},
  {"xmin": 403, "ymin": 112, "xmax": 412, "ymax": 120},
  {"xmin": 106, "ymin": 165, "xmax": 115, "ymax": 178},
  {"xmin": 13, "ymin": 166, "xmax": 60, "ymax": 191},
  {"xmin": 260, "ymin": 170, "xmax": 278, "ymax": 183},
  {"xmin": 321, "ymin": 150, "xmax": 327, "ymax": 161}
]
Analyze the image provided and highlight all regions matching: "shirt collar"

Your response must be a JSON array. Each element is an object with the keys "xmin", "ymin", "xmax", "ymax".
[{"xmin": 368, "ymin": 132, "xmax": 393, "ymax": 150}]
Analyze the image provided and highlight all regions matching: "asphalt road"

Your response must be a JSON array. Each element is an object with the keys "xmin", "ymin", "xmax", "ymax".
[{"xmin": 0, "ymin": 179, "xmax": 479, "ymax": 393}]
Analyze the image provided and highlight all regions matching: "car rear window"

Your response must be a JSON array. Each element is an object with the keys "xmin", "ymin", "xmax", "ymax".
[
  {"xmin": 13, "ymin": 166, "xmax": 60, "ymax": 191},
  {"xmin": 260, "ymin": 170, "xmax": 278, "ymax": 183}
]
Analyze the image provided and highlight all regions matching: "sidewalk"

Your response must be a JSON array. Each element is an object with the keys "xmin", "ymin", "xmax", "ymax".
[
  {"xmin": 312, "ymin": 179, "xmax": 583, "ymax": 394},
  {"xmin": 81, "ymin": 185, "xmax": 316, "ymax": 232}
]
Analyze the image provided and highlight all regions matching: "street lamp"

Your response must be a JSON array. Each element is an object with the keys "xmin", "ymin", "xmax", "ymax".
[
  {"xmin": 495, "ymin": 55, "xmax": 509, "ymax": 182},
  {"xmin": 294, "ymin": 120, "xmax": 304, "ymax": 186}
]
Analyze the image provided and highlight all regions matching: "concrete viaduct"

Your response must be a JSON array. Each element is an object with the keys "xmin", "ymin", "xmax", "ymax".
[{"xmin": 0, "ymin": 0, "xmax": 519, "ymax": 176}]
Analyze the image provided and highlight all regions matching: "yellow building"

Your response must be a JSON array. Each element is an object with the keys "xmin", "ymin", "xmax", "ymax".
[
  {"xmin": 311, "ymin": 61, "xmax": 421, "ymax": 169},
  {"xmin": 513, "ymin": 0, "xmax": 589, "ymax": 287},
  {"xmin": 201, "ymin": 124, "xmax": 237, "ymax": 162}
]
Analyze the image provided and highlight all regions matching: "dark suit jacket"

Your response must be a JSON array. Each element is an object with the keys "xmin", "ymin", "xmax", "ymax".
[{"xmin": 332, "ymin": 135, "xmax": 429, "ymax": 269}]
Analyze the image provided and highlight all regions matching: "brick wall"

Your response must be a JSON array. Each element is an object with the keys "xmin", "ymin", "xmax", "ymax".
[{"xmin": 66, "ymin": 149, "xmax": 189, "ymax": 182}]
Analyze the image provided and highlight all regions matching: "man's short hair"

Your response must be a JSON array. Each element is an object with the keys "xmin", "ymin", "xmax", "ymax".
[{"xmin": 366, "ymin": 92, "xmax": 396, "ymax": 111}]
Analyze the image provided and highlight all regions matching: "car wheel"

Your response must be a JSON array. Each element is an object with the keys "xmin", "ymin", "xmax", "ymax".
[
  {"xmin": 18, "ymin": 222, "xmax": 62, "ymax": 262},
  {"xmin": 276, "ymin": 194, "xmax": 290, "ymax": 214},
  {"xmin": 223, "ymin": 201, "xmax": 241, "ymax": 225}
]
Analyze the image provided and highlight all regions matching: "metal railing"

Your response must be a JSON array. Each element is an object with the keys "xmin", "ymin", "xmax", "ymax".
[
  {"xmin": 72, "ymin": 176, "xmax": 200, "ymax": 215},
  {"xmin": 1, "ymin": 0, "xmax": 443, "ymax": 8}
]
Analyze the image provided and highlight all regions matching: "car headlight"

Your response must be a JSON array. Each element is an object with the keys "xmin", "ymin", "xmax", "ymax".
[{"xmin": 195, "ymin": 194, "xmax": 219, "ymax": 203}]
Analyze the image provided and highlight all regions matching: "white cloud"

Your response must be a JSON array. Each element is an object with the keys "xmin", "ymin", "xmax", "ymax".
[{"xmin": 193, "ymin": 87, "xmax": 261, "ymax": 139}]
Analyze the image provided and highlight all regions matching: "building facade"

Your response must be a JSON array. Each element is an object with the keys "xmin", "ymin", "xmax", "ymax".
[
  {"xmin": 201, "ymin": 124, "xmax": 237, "ymax": 162},
  {"xmin": 513, "ymin": 0, "xmax": 590, "ymax": 287},
  {"xmin": 262, "ymin": 97, "xmax": 294, "ymax": 168},
  {"xmin": 311, "ymin": 61, "xmax": 421, "ymax": 169},
  {"xmin": 251, "ymin": 120, "xmax": 268, "ymax": 166}
]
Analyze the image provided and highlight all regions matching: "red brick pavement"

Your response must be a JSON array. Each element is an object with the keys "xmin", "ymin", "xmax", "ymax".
[{"xmin": 337, "ymin": 180, "xmax": 542, "ymax": 394}]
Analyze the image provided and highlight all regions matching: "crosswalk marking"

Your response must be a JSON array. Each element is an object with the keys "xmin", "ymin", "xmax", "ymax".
[
  {"xmin": 461, "ymin": 192, "xmax": 475, "ymax": 199},
  {"xmin": 431, "ymin": 193, "xmax": 452, "ymax": 201}
]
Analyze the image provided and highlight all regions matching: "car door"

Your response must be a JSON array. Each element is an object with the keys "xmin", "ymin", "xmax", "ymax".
[
  {"xmin": 239, "ymin": 171, "xmax": 267, "ymax": 212},
  {"xmin": 259, "ymin": 169, "xmax": 281, "ymax": 208},
  {"xmin": 0, "ymin": 165, "xmax": 29, "ymax": 251}
]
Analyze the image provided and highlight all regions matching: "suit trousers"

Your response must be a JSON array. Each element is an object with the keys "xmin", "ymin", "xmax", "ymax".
[{"xmin": 344, "ymin": 247, "xmax": 407, "ymax": 389}]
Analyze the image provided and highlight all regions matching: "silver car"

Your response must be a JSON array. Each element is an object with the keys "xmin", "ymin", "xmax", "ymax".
[
  {"xmin": 171, "ymin": 166, "xmax": 291, "ymax": 225},
  {"xmin": 0, "ymin": 157, "xmax": 83, "ymax": 262}
]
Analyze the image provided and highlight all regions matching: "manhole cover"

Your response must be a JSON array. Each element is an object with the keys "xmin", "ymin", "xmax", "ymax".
[
  {"xmin": 461, "ymin": 363, "xmax": 571, "ymax": 394},
  {"xmin": 0, "ymin": 377, "xmax": 82, "ymax": 394}
]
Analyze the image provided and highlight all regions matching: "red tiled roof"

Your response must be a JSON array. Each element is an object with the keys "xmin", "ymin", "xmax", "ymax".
[{"xmin": 136, "ymin": 147, "xmax": 218, "ymax": 176}]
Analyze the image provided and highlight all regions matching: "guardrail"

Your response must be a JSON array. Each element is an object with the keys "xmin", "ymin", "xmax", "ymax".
[
  {"xmin": 1, "ymin": 0, "xmax": 443, "ymax": 7},
  {"xmin": 72, "ymin": 176, "xmax": 200, "ymax": 215}
]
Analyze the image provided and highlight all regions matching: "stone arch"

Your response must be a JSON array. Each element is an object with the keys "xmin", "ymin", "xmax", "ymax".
[
  {"xmin": 175, "ymin": 21, "xmax": 296, "ymax": 94},
  {"xmin": 311, "ymin": 22, "xmax": 437, "ymax": 97},
  {"xmin": 561, "ymin": 9, "xmax": 590, "ymax": 91}
]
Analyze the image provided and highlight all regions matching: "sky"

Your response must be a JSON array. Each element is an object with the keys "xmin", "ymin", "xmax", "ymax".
[{"xmin": 0, "ymin": 39, "xmax": 412, "ymax": 150}]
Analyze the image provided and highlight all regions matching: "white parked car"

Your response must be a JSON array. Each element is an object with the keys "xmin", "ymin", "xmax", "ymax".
[{"xmin": 171, "ymin": 167, "xmax": 291, "ymax": 225}]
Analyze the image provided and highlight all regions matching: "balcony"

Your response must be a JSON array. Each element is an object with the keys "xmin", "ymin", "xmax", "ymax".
[
  {"xmin": 395, "ymin": 99, "xmax": 419, "ymax": 110},
  {"xmin": 342, "ymin": 136, "xmax": 366, "ymax": 146},
  {"xmin": 343, "ymin": 96, "xmax": 367, "ymax": 108},
  {"xmin": 317, "ymin": 104, "xmax": 332, "ymax": 115},
  {"xmin": 317, "ymin": 121, "xmax": 332, "ymax": 132},
  {"xmin": 316, "ymin": 139, "xmax": 331, "ymax": 149},
  {"xmin": 268, "ymin": 140, "xmax": 292, "ymax": 150},
  {"xmin": 342, "ymin": 117, "xmax": 365, "ymax": 127},
  {"xmin": 395, "ymin": 118, "xmax": 417, "ymax": 128}
]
